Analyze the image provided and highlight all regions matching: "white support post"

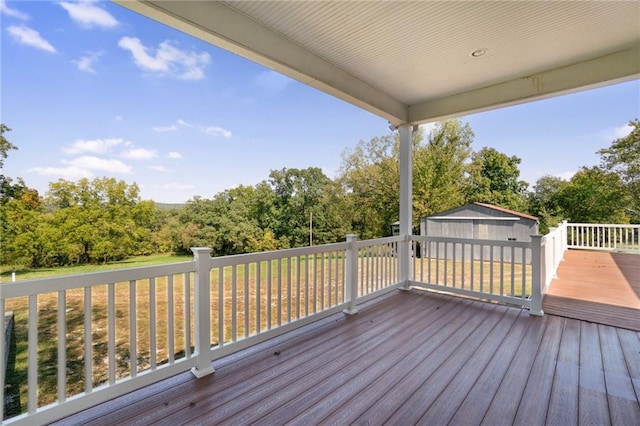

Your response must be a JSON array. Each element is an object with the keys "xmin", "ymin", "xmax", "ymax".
[
  {"xmin": 398, "ymin": 123, "xmax": 413, "ymax": 289},
  {"xmin": 529, "ymin": 235, "xmax": 544, "ymax": 316},
  {"xmin": 191, "ymin": 247, "xmax": 215, "ymax": 378},
  {"xmin": 343, "ymin": 234, "xmax": 359, "ymax": 315}
]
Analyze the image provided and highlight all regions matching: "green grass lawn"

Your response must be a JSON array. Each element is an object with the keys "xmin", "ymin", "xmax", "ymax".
[{"xmin": 0, "ymin": 253, "xmax": 194, "ymax": 282}]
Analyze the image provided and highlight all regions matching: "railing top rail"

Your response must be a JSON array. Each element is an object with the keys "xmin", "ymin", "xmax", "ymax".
[
  {"xmin": 410, "ymin": 234, "xmax": 531, "ymax": 249},
  {"xmin": 0, "ymin": 261, "xmax": 196, "ymax": 299},
  {"xmin": 356, "ymin": 235, "xmax": 404, "ymax": 248},
  {"xmin": 567, "ymin": 223, "xmax": 639, "ymax": 228},
  {"xmin": 208, "ymin": 241, "xmax": 350, "ymax": 268}
]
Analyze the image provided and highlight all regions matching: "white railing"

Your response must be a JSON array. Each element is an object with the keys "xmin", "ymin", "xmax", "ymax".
[
  {"xmin": 567, "ymin": 223, "xmax": 640, "ymax": 253},
  {"xmin": 410, "ymin": 235, "xmax": 544, "ymax": 315},
  {"xmin": 540, "ymin": 221, "xmax": 568, "ymax": 292},
  {"xmin": 0, "ymin": 235, "xmax": 401, "ymax": 425}
]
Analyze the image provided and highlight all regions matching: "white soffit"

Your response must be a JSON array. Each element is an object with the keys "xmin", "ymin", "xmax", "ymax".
[{"xmin": 115, "ymin": 1, "xmax": 640, "ymax": 125}]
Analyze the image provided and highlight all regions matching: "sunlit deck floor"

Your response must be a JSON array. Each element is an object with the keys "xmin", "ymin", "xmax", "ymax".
[
  {"xmin": 51, "ymin": 289, "xmax": 640, "ymax": 426},
  {"xmin": 544, "ymin": 250, "xmax": 640, "ymax": 331}
]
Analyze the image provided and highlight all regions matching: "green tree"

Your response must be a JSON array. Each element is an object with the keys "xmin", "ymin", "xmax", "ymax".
[
  {"xmin": 0, "ymin": 124, "xmax": 17, "ymax": 168},
  {"xmin": 413, "ymin": 119, "xmax": 473, "ymax": 219},
  {"xmin": 558, "ymin": 167, "xmax": 630, "ymax": 224},
  {"xmin": 269, "ymin": 167, "xmax": 350, "ymax": 247},
  {"xmin": 339, "ymin": 119, "xmax": 475, "ymax": 237},
  {"xmin": 528, "ymin": 175, "xmax": 569, "ymax": 233},
  {"xmin": 338, "ymin": 133, "xmax": 400, "ymax": 238},
  {"xmin": 466, "ymin": 147, "xmax": 528, "ymax": 211},
  {"xmin": 44, "ymin": 177, "xmax": 154, "ymax": 264},
  {"xmin": 598, "ymin": 119, "xmax": 639, "ymax": 222}
]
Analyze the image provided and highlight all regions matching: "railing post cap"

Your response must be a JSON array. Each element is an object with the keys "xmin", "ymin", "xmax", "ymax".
[
  {"xmin": 191, "ymin": 247, "xmax": 213, "ymax": 255},
  {"xmin": 530, "ymin": 234, "xmax": 543, "ymax": 240},
  {"xmin": 346, "ymin": 234, "xmax": 358, "ymax": 240}
]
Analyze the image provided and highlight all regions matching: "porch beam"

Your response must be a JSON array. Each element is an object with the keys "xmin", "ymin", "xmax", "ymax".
[
  {"xmin": 408, "ymin": 46, "xmax": 640, "ymax": 124},
  {"xmin": 398, "ymin": 123, "xmax": 413, "ymax": 289}
]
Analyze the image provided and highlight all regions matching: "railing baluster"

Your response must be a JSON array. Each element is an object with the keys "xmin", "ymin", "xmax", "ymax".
[
  {"xmin": 231, "ymin": 265, "xmax": 237, "ymax": 341},
  {"xmin": 150, "ymin": 277, "xmax": 156, "ymax": 370},
  {"xmin": 256, "ymin": 261, "xmax": 261, "ymax": 334},
  {"xmin": 277, "ymin": 259, "xmax": 282, "ymax": 326},
  {"xmin": 184, "ymin": 272, "xmax": 191, "ymax": 358},
  {"xmin": 267, "ymin": 260, "xmax": 272, "ymax": 330},
  {"xmin": 480, "ymin": 244, "xmax": 484, "ymax": 292},
  {"xmin": 218, "ymin": 268, "xmax": 224, "ymax": 346},
  {"xmin": 108, "ymin": 283, "xmax": 115, "ymax": 383},
  {"xmin": 167, "ymin": 275, "xmax": 175, "ymax": 362},
  {"xmin": 58, "ymin": 290, "xmax": 67, "ymax": 402},
  {"xmin": 321, "ymin": 253, "xmax": 326, "ymax": 309},
  {"xmin": 328, "ymin": 252, "xmax": 333, "ymax": 307},
  {"xmin": 28, "ymin": 294, "xmax": 37, "ymax": 414},
  {"xmin": 84, "ymin": 286, "xmax": 92, "ymax": 392},
  {"xmin": 500, "ymin": 246, "xmax": 504, "ymax": 296},
  {"xmin": 129, "ymin": 280, "xmax": 137, "ymax": 378},
  {"xmin": 510, "ymin": 247, "xmax": 516, "ymax": 296},
  {"xmin": 296, "ymin": 256, "xmax": 302, "ymax": 319},
  {"xmin": 301, "ymin": 255, "xmax": 305, "ymax": 318},
  {"xmin": 244, "ymin": 263, "xmax": 249, "ymax": 338},
  {"xmin": 287, "ymin": 257, "xmax": 292, "ymax": 323}
]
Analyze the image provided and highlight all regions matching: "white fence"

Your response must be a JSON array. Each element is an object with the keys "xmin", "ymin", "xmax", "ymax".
[
  {"xmin": 409, "ymin": 235, "xmax": 544, "ymax": 315},
  {"xmin": 567, "ymin": 223, "xmax": 639, "ymax": 253},
  {"xmin": 0, "ymin": 236, "xmax": 402, "ymax": 425},
  {"xmin": 540, "ymin": 222, "xmax": 568, "ymax": 292},
  {"xmin": 5, "ymin": 221, "xmax": 632, "ymax": 424}
]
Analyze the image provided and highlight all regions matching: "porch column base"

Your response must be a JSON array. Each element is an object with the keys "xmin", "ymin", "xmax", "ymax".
[
  {"xmin": 528, "ymin": 309, "xmax": 544, "ymax": 317},
  {"xmin": 191, "ymin": 365, "xmax": 215, "ymax": 378},
  {"xmin": 343, "ymin": 307, "xmax": 359, "ymax": 315}
]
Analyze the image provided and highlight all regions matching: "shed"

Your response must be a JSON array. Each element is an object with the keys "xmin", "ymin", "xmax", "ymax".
[{"xmin": 420, "ymin": 203, "xmax": 539, "ymax": 262}]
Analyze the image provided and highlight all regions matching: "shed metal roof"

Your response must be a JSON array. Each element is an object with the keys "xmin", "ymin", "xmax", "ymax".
[{"xmin": 115, "ymin": 1, "xmax": 639, "ymax": 125}]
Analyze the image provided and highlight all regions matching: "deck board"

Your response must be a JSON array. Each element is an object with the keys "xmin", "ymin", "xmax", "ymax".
[
  {"xmin": 543, "ymin": 250, "xmax": 640, "ymax": 331},
  {"xmin": 50, "ymin": 290, "xmax": 640, "ymax": 426}
]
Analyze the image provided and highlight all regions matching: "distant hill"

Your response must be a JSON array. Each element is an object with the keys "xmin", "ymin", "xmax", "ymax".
[{"xmin": 156, "ymin": 203, "xmax": 184, "ymax": 211}]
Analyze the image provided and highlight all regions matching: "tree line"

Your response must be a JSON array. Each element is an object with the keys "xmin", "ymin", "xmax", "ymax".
[{"xmin": 1, "ymin": 118, "xmax": 637, "ymax": 269}]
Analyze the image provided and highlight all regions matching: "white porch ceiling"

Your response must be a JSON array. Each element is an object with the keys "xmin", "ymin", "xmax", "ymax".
[{"xmin": 115, "ymin": 1, "xmax": 640, "ymax": 125}]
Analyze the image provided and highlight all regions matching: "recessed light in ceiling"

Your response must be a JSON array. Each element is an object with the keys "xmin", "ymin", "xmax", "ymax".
[{"xmin": 470, "ymin": 49, "xmax": 488, "ymax": 58}]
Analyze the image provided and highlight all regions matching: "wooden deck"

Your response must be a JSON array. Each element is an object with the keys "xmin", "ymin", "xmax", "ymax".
[
  {"xmin": 51, "ymin": 290, "xmax": 640, "ymax": 426},
  {"xmin": 543, "ymin": 250, "xmax": 640, "ymax": 331}
]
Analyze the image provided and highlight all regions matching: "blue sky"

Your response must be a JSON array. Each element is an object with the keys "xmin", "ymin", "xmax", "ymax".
[{"xmin": 2, "ymin": 1, "xmax": 639, "ymax": 204}]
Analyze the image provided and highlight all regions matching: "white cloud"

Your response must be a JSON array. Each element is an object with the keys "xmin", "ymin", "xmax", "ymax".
[
  {"xmin": 177, "ymin": 119, "xmax": 191, "ymax": 127},
  {"xmin": 64, "ymin": 156, "xmax": 132, "ymax": 174},
  {"xmin": 161, "ymin": 183, "xmax": 195, "ymax": 190},
  {"xmin": 113, "ymin": 115, "xmax": 123, "ymax": 122},
  {"xmin": 1, "ymin": 0, "xmax": 29, "ymax": 20},
  {"xmin": 7, "ymin": 25, "xmax": 56, "ymax": 53},
  {"xmin": 204, "ymin": 126, "xmax": 232, "ymax": 139},
  {"xmin": 59, "ymin": 1, "xmax": 118, "ymax": 29},
  {"xmin": 153, "ymin": 125, "xmax": 178, "ymax": 132},
  {"xmin": 63, "ymin": 138, "xmax": 125, "ymax": 154},
  {"xmin": 612, "ymin": 123, "xmax": 633, "ymax": 139},
  {"xmin": 254, "ymin": 70, "xmax": 292, "ymax": 93},
  {"xmin": 121, "ymin": 148, "xmax": 157, "ymax": 160},
  {"xmin": 149, "ymin": 165, "xmax": 171, "ymax": 172},
  {"xmin": 118, "ymin": 37, "xmax": 210, "ymax": 80},
  {"xmin": 73, "ymin": 51, "xmax": 103, "ymax": 74},
  {"xmin": 167, "ymin": 151, "xmax": 183, "ymax": 159},
  {"xmin": 28, "ymin": 166, "xmax": 92, "ymax": 180}
]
